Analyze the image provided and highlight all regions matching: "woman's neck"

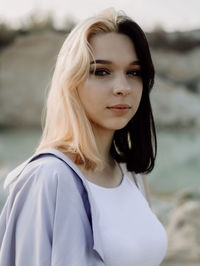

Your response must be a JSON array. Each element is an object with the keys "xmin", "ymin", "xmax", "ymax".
[{"xmin": 92, "ymin": 124, "xmax": 115, "ymax": 165}]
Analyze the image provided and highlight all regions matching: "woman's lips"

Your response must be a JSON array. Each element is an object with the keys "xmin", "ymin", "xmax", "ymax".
[
  {"xmin": 107, "ymin": 104, "xmax": 131, "ymax": 114},
  {"xmin": 108, "ymin": 104, "xmax": 131, "ymax": 108}
]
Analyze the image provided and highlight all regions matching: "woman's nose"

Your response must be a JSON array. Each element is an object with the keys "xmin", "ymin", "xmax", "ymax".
[{"xmin": 113, "ymin": 74, "xmax": 131, "ymax": 96}]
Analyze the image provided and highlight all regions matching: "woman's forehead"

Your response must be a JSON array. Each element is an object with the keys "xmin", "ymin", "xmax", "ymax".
[{"xmin": 89, "ymin": 32, "xmax": 139, "ymax": 65}]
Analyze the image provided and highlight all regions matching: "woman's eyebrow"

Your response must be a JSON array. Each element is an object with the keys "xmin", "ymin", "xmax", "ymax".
[
  {"xmin": 90, "ymin": 59, "xmax": 141, "ymax": 65},
  {"xmin": 130, "ymin": 60, "xmax": 141, "ymax": 66},
  {"xmin": 90, "ymin": 59, "xmax": 112, "ymax": 65}
]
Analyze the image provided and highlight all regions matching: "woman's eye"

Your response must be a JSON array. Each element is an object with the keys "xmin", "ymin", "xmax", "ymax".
[
  {"xmin": 127, "ymin": 70, "xmax": 141, "ymax": 77},
  {"xmin": 90, "ymin": 69, "xmax": 110, "ymax": 76}
]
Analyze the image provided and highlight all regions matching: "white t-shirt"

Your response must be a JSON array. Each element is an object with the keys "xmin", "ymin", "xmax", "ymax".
[{"xmin": 86, "ymin": 168, "xmax": 168, "ymax": 266}]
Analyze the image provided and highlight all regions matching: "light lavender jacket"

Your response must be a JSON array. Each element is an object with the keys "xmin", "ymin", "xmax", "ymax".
[{"xmin": 0, "ymin": 148, "xmax": 145, "ymax": 266}]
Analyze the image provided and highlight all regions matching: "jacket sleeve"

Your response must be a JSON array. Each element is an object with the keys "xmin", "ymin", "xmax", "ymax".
[
  {"xmin": 0, "ymin": 163, "xmax": 58, "ymax": 266},
  {"xmin": 0, "ymin": 159, "xmax": 94, "ymax": 266}
]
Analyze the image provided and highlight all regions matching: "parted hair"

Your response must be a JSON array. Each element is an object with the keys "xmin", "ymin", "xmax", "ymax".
[{"xmin": 36, "ymin": 8, "xmax": 157, "ymax": 174}]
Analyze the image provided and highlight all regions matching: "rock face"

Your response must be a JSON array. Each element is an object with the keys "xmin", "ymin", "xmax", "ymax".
[
  {"xmin": 0, "ymin": 31, "xmax": 65, "ymax": 127},
  {"xmin": 150, "ymin": 44, "xmax": 200, "ymax": 129},
  {"xmin": 152, "ymin": 48, "xmax": 200, "ymax": 82},
  {"xmin": 151, "ymin": 77, "xmax": 200, "ymax": 128},
  {"xmin": 0, "ymin": 29, "xmax": 200, "ymax": 128},
  {"xmin": 161, "ymin": 189, "xmax": 200, "ymax": 265}
]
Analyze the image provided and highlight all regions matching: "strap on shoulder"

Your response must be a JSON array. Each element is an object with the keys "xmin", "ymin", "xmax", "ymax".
[
  {"xmin": 141, "ymin": 174, "xmax": 152, "ymax": 208},
  {"xmin": 131, "ymin": 172, "xmax": 152, "ymax": 208}
]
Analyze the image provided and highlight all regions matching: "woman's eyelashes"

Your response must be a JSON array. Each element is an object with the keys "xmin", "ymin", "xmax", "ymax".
[
  {"xmin": 90, "ymin": 68, "xmax": 142, "ymax": 78},
  {"xmin": 127, "ymin": 69, "xmax": 142, "ymax": 77},
  {"xmin": 90, "ymin": 68, "xmax": 110, "ymax": 76}
]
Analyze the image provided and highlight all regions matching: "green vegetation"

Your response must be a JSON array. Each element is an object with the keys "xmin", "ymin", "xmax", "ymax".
[
  {"xmin": 0, "ymin": 11, "xmax": 77, "ymax": 50},
  {"xmin": 147, "ymin": 25, "xmax": 200, "ymax": 53},
  {"xmin": 0, "ymin": 23, "xmax": 17, "ymax": 49},
  {"xmin": 1, "ymin": 13, "xmax": 200, "ymax": 52}
]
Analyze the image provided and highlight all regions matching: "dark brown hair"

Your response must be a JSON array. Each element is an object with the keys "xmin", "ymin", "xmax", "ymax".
[{"xmin": 110, "ymin": 17, "xmax": 157, "ymax": 174}]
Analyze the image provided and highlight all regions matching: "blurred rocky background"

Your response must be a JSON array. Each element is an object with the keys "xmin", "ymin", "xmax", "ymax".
[{"xmin": 0, "ymin": 13, "xmax": 200, "ymax": 266}]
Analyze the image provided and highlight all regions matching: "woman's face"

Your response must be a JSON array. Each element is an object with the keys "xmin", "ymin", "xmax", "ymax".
[{"xmin": 77, "ymin": 32, "xmax": 143, "ymax": 133}]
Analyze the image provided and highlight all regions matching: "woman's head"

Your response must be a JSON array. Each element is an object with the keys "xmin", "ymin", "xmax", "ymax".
[
  {"xmin": 36, "ymin": 8, "xmax": 157, "ymax": 173},
  {"xmin": 77, "ymin": 32, "xmax": 143, "ymax": 133}
]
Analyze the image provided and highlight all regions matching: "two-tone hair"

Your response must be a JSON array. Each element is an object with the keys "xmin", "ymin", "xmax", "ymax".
[{"xmin": 36, "ymin": 8, "xmax": 157, "ymax": 174}]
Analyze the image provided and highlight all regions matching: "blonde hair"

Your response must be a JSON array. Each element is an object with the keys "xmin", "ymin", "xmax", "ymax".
[{"xmin": 36, "ymin": 8, "xmax": 126, "ymax": 170}]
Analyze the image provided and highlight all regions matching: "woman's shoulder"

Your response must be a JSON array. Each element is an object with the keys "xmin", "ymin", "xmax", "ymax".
[
  {"xmin": 25, "ymin": 154, "xmax": 72, "ymax": 178},
  {"xmin": 119, "ymin": 163, "xmax": 151, "ymax": 207},
  {"xmin": 2, "ymin": 153, "xmax": 84, "ymax": 221},
  {"xmin": 4, "ymin": 153, "xmax": 76, "ymax": 193}
]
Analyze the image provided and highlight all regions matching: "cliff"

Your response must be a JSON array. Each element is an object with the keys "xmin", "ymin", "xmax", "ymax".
[{"xmin": 0, "ymin": 29, "xmax": 200, "ymax": 128}]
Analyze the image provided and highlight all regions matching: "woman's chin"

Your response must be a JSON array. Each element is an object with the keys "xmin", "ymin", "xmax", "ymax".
[
  {"xmin": 90, "ymin": 118, "xmax": 131, "ymax": 132},
  {"xmin": 106, "ymin": 121, "xmax": 130, "ymax": 131}
]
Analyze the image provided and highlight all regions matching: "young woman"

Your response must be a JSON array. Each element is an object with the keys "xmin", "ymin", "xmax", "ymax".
[{"xmin": 0, "ymin": 8, "xmax": 168, "ymax": 266}]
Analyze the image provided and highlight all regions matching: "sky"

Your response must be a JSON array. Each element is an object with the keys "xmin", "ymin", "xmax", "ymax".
[{"xmin": 0, "ymin": 0, "xmax": 200, "ymax": 32}]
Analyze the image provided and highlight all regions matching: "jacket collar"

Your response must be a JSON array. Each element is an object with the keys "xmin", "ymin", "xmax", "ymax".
[{"xmin": 4, "ymin": 148, "xmax": 105, "ymax": 262}]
